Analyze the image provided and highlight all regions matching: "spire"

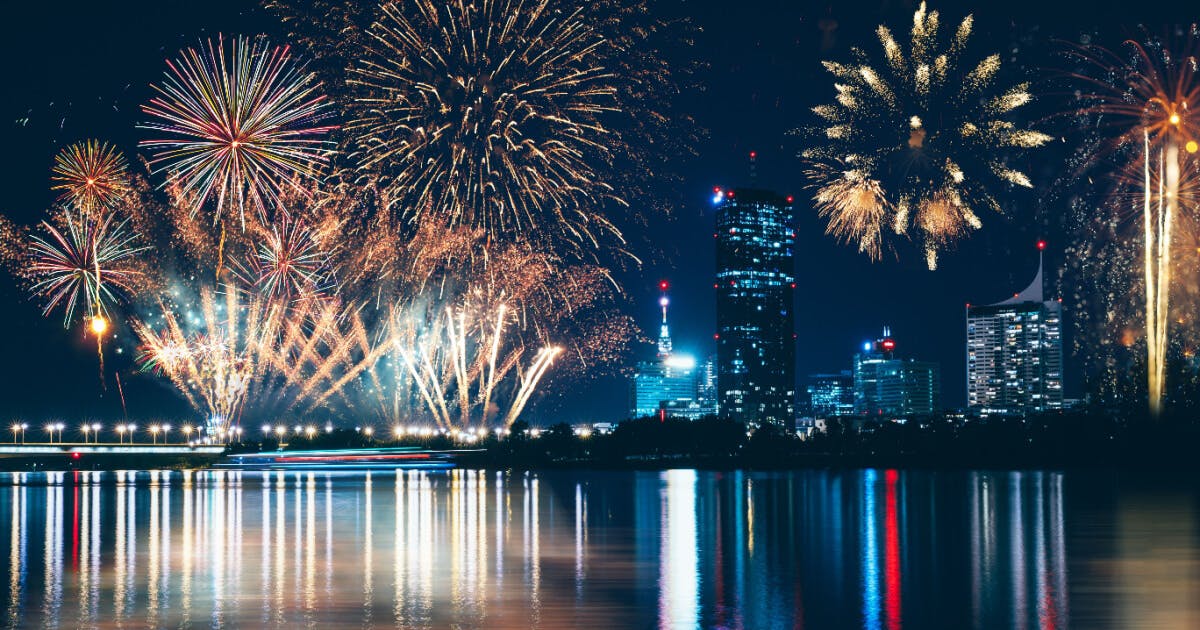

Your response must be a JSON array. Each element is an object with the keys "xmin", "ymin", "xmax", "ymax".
[
  {"xmin": 657, "ymin": 280, "xmax": 673, "ymax": 356},
  {"xmin": 997, "ymin": 241, "xmax": 1046, "ymax": 305}
]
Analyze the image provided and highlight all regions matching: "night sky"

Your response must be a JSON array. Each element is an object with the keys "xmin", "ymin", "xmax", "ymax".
[{"xmin": 0, "ymin": 0, "xmax": 1192, "ymax": 424}]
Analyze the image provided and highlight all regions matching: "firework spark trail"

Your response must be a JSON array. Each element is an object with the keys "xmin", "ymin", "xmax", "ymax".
[
  {"xmin": 394, "ymin": 303, "xmax": 561, "ymax": 430},
  {"xmin": 1144, "ymin": 134, "xmax": 1178, "ymax": 415},
  {"xmin": 140, "ymin": 35, "xmax": 336, "ymax": 226},
  {"xmin": 803, "ymin": 1, "xmax": 1048, "ymax": 269},
  {"xmin": 348, "ymin": 0, "xmax": 624, "ymax": 256},
  {"xmin": 51, "ymin": 140, "xmax": 130, "ymax": 216},
  {"xmin": 133, "ymin": 285, "xmax": 294, "ymax": 434}
]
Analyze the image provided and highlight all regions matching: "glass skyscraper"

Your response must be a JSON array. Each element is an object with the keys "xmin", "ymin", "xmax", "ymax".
[
  {"xmin": 966, "ymin": 246, "xmax": 1064, "ymax": 416},
  {"xmin": 714, "ymin": 187, "xmax": 796, "ymax": 426}
]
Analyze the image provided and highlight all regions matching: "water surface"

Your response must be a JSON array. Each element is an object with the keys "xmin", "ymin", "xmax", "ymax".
[{"xmin": 1, "ymin": 468, "xmax": 1198, "ymax": 628}]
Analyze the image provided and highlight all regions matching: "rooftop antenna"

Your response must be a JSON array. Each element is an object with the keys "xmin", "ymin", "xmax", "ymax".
[{"xmin": 749, "ymin": 150, "xmax": 758, "ymax": 182}]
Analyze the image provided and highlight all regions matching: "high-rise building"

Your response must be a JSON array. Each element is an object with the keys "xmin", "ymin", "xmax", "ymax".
[
  {"xmin": 629, "ymin": 283, "xmax": 716, "ymax": 419},
  {"xmin": 853, "ymin": 330, "xmax": 941, "ymax": 417},
  {"xmin": 697, "ymin": 355, "xmax": 718, "ymax": 410},
  {"xmin": 966, "ymin": 243, "xmax": 1064, "ymax": 416},
  {"xmin": 806, "ymin": 371, "xmax": 855, "ymax": 417},
  {"xmin": 714, "ymin": 187, "xmax": 796, "ymax": 426}
]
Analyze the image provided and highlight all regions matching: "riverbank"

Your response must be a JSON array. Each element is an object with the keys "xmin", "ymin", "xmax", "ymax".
[{"xmin": 3, "ymin": 410, "xmax": 1197, "ymax": 472}]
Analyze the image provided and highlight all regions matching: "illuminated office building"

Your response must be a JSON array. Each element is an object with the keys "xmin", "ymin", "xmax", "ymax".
[
  {"xmin": 966, "ymin": 243, "xmax": 1064, "ymax": 416},
  {"xmin": 630, "ymin": 283, "xmax": 715, "ymax": 419},
  {"xmin": 714, "ymin": 187, "xmax": 796, "ymax": 426},
  {"xmin": 853, "ymin": 330, "xmax": 941, "ymax": 417},
  {"xmin": 806, "ymin": 371, "xmax": 855, "ymax": 417}
]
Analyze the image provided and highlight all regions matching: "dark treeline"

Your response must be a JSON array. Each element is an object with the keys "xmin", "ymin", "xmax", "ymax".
[{"xmin": 241, "ymin": 408, "xmax": 1200, "ymax": 470}]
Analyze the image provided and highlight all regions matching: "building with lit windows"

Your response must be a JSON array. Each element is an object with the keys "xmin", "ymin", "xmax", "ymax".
[
  {"xmin": 713, "ymin": 187, "xmax": 796, "ymax": 426},
  {"xmin": 966, "ymin": 244, "xmax": 1064, "ymax": 416},
  {"xmin": 806, "ymin": 371, "xmax": 855, "ymax": 417},
  {"xmin": 853, "ymin": 330, "xmax": 941, "ymax": 417},
  {"xmin": 629, "ymin": 283, "xmax": 717, "ymax": 419}
]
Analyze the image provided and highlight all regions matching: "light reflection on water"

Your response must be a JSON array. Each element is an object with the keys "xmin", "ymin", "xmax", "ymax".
[{"xmin": 0, "ymin": 468, "xmax": 1197, "ymax": 628}]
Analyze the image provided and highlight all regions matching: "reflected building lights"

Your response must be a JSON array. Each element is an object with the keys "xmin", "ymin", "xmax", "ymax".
[
  {"xmin": 1011, "ymin": 472, "xmax": 1027, "ymax": 630},
  {"xmin": 861, "ymin": 469, "xmax": 881, "ymax": 630},
  {"xmin": 659, "ymin": 469, "xmax": 699, "ymax": 629},
  {"xmin": 883, "ymin": 470, "xmax": 902, "ymax": 630}
]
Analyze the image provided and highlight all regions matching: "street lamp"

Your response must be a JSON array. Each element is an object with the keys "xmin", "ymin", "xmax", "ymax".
[
  {"xmin": 304, "ymin": 425, "xmax": 317, "ymax": 439},
  {"xmin": 150, "ymin": 424, "xmax": 161, "ymax": 444},
  {"xmin": 81, "ymin": 424, "xmax": 92, "ymax": 443},
  {"xmin": 91, "ymin": 423, "xmax": 101, "ymax": 444},
  {"xmin": 182, "ymin": 425, "xmax": 194, "ymax": 444},
  {"xmin": 363, "ymin": 426, "xmax": 374, "ymax": 438}
]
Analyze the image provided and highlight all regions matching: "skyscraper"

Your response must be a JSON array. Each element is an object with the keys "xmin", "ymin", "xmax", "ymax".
[
  {"xmin": 714, "ymin": 187, "xmax": 796, "ymax": 426},
  {"xmin": 966, "ymin": 243, "xmax": 1064, "ymax": 416},
  {"xmin": 853, "ymin": 330, "xmax": 941, "ymax": 417},
  {"xmin": 629, "ymin": 282, "xmax": 715, "ymax": 419}
]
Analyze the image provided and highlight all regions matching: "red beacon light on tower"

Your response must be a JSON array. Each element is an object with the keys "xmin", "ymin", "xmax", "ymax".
[
  {"xmin": 659, "ymin": 280, "xmax": 669, "ymax": 291},
  {"xmin": 881, "ymin": 338, "xmax": 896, "ymax": 352},
  {"xmin": 1037, "ymin": 240, "xmax": 1047, "ymax": 251}
]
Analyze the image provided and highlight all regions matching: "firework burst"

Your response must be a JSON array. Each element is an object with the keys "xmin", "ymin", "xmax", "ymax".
[
  {"xmin": 50, "ymin": 140, "xmax": 130, "ymax": 215},
  {"xmin": 804, "ymin": 2, "xmax": 1049, "ymax": 269},
  {"xmin": 140, "ymin": 35, "xmax": 336, "ymax": 226},
  {"xmin": 28, "ymin": 208, "xmax": 147, "ymax": 327},
  {"xmin": 348, "ymin": 0, "xmax": 624, "ymax": 253},
  {"xmin": 234, "ymin": 211, "xmax": 333, "ymax": 302}
]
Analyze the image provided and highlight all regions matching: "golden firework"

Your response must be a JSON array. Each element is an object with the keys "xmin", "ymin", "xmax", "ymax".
[{"xmin": 804, "ymin": 2, "xmax": 1048, "ymax": 269}]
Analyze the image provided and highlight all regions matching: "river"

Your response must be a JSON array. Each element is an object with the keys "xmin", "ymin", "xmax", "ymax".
[{"xmin": 1, "ymin": 468, "xmax": 1197, "ymax": 628}]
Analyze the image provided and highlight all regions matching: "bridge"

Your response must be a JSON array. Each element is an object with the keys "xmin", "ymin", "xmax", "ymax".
[
  {"xmin": 0, "ymin": 443, "xmax": 226, "ymax": 471},
  {"xmin": 0, "ymin": 443, "xmax": 226, "ymax": 459}
]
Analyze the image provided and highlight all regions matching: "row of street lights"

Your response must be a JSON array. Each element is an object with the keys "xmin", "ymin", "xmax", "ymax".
[
  {"xmin": 8, "ymin": 422, "xmax": 553, "ymax": 446},
  {"xmin": 8, "ymin": 422, "xmax": 202, "ymax": 445}
]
